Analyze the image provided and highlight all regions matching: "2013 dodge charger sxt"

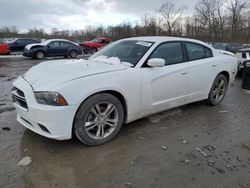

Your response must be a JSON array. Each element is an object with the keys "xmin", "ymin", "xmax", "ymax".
[{"xmin": 12, "ymin": 37, "xmax": 238, "ymax": 146}]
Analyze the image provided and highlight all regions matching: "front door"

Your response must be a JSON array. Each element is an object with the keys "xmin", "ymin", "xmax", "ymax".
[{"xmin": 140, "ymin": 42, "xmax": 190, "ymax": 115}]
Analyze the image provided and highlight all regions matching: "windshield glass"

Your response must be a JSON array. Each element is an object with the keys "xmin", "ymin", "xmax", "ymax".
[
  {"xmin": 41, "ymin": 40, "xmax": 53, "ymax": 45},
  {"xmin": 90, "ymin": 40, "xmax": 153, "ymax": 66},
  {"xmin": 5, "ymin": 38, "xmax": 17, "ymax": 44},
  {"xmin": 91, "ymin": 38, "xmax": 100, "ymax": 43}
]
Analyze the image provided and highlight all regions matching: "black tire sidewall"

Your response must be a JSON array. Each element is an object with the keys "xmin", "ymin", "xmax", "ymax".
[
  {"xmin": 208, "ymin": 74, "xmax": 228, "ymax": 105},
  {"xmin": 74, "ymin": 93, "xmax": 124, "ymax": 146}
]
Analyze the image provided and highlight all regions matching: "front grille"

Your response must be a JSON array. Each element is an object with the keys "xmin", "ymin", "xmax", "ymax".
[{"xmin": 12, "ymin": 87, "xmax": 28, "ymax": 110}]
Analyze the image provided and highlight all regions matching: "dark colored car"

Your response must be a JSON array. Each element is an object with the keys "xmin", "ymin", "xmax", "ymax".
[
  {"xmin": 80, "ymin": 37, "xmax": 112, "ymax": 54},
  {"xmin": 212, "ymin": 43, "xmax": 243, "ymax": 54},
  {"xmin": 8, "ymin": 38, "xmax": 40, "ymax": 52},
  {"xmin": 23, "ymin": 39, "xmax": 82, "ymax": 59}
]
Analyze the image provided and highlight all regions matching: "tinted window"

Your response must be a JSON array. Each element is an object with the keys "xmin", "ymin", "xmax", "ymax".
[
  {"xmin": 29, "ymin": 39, "xmax": 39, "ymax": 43},
  {"xmin": 242, "ymin": 52, "xmax": 247, "ymax": 58},
  {"xmin": 100, "ymin": 39, "xmax": 107, "ymax": 44},
  {"xmin": 204, "ymin": 47, "xmax": 213, "ymax": 58},
  {"xmin": 48, "ymin": 41, "xmax": 60, "ymax": 47},
  {"xmin": 150, "ymin": 42, "xmax": 184, "ymax": 66},
  {"xmin": 15, "ymin": 39, "xmax": 25, "ymax": 45},
  {"xmin": 185, "ymin": 43, "xmax": 206, "ymax": 61},
  {"xmin": 61, "ymin": 42, "xmax": 75, "ymax": 47}
]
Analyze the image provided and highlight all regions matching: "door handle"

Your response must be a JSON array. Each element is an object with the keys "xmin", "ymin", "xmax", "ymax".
[
  {"xmin": 181, "ymin": 72, "xmax": 188, "ymax": 75},
  {"xmin": 212, "ymin": 64, "xmax": 217, "ymax": 67}
]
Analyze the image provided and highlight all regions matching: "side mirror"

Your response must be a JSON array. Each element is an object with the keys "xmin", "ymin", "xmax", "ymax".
[{"xmin": 147, "ymin": 58, "xmax": 165, "ymax": 67}]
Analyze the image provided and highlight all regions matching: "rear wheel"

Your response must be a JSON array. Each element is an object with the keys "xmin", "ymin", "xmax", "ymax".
[
  {"xmin": 207, "ymin": 74, "xmax": 228, "ymax": 105},
  {"xmin": 74, "ymin": 93, "xmax": 124, "ymax": 146},
  {"xmin": 36, "ymin": 51, "xmax": 45, "ymax": 60},
  {"xmin": 70, "ymin": 50, "xmax": 77, "ymax": 58}
]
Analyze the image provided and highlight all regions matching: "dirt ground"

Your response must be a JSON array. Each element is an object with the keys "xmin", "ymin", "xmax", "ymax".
[{"xmin": 0, "ymin": 56, "xmax": 250, "ymax": 188}]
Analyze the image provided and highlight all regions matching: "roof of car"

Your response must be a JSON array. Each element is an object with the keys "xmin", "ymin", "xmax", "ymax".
[
  {"xmin": 238, "ymin": 48, "xmax": 250, "ymax": 52},
  {"xmin": 124, "ymin": 36, "xmax": 209, "ymax": 45},
  {"xmin": 45, "ymin": 39, "xmax": 71, "ymax": 42}
]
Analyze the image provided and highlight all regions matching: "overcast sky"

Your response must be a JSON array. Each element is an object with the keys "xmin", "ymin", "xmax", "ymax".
[{"xmin": 0, "ymin": 0, "xmax": 197, "ymax": 32}]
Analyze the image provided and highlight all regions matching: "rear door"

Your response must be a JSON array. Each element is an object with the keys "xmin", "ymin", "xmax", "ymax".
[
  {"xmin": 140, "ymin": 42, "xmax": 190, "ymax": 115},
  {"xmin": 184, "ymin": 42, "xmax": 218, "ymax": 102},
  {"xmin": 61, "ymin": 42, "xmax": 75, "ymax": 55},
  {"xmin": 12, "ymin": 39, "xmax": 25, "ymax": 51}
]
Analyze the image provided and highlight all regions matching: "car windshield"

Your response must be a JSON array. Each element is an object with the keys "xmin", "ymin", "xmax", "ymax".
[
  {"xmin": 41, "ymin": 40, "xmax": 54, "ymax": 45},
  {"xmin": 90, "ymin": 40, "xmax": 154, "ymax": 66},
  {"xmin": 5, "ymin": 38, "xmax": 17, "ymax": 44},
  {"xmin": 91, "ymin": 38, "xmax": 100, "ymax": 43}
]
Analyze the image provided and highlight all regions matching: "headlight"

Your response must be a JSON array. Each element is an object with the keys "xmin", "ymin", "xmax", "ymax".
[{"xmin": 34, "ymin": 92, "xmax": 68, "ymax": 106}]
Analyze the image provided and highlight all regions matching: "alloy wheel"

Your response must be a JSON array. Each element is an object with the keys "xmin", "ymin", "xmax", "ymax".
[
  {"xmin": 84, "ymin": 103, "xmax": 119, "ymax": 140},
  {"xmin": 212, "ymin": 78, "xmax": 226, "ymax": 103}
]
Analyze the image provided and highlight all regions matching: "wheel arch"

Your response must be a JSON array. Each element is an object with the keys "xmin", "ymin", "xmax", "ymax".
[{"xmin": 218, "ymin": 71, "xmax": 230, "ymax": 83}]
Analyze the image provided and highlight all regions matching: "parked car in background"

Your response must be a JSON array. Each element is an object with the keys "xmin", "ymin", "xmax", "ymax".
[
  {"xmin": 242, "ymin": 44, "xmax": 250, "ymax": 49},
  {"xmin": 13, "ymin": 36, "xmax": 237, "ymax": 146},
  {"xmin": 7, "ymin": 38, "xmax": 40, "ymax": 52},
  {"xmin": 0, "ymin": 43, "xmax": 10, "ymax": 55},
  {"xmin": 81, "ymin": 37, "xmax": 111, "ymax": 54},
  {"xmin": 23, "ymin": 39, "xmax": 82, "ymax": 59},
  {"xmin": 236, "ymin": 48, "xmax": 250, "ymax": 74},
  {"xmin": 212, "ymin": 43, "xmax": 243, "ymax": 54}
]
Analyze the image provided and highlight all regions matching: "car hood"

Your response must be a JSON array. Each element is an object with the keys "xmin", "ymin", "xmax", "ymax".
[
  {"xmin": 23, "ymin": 59, "xmax": 128, "ymax": 91},
  {"xmin": 25, "ymin": 43, "xmax": 44, "ymax": 50}
]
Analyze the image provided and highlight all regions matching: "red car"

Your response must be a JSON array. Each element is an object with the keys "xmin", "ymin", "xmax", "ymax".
[
  {"xmin": 0, "ymin": 43, "xmax": 10, "ymax": 55},
  {"xmin": 81, "ymin": 37, "xmax": 112, "ymax": 54}
]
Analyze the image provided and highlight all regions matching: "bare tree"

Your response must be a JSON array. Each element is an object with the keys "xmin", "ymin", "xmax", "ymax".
[
  {"xmin": 157, "ymin": 1, "xmax": 186, "ymax": 36},
  {"xmin": 227, "ymin": 0, "xmax": 248, "ymax": 40}
]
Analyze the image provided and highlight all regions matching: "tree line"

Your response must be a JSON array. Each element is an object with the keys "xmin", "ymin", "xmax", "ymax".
[{"xmin": 0, "ymin": 0, "xmax": 249, "ymax": 43}]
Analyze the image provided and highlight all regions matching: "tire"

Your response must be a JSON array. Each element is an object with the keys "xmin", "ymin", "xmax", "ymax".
[
  {"xmin": 36, "ymin": 51, "xmax": 45, "ymax": 60},
  {"xmin": 74, "ymin": 93, "xmax": 124, "ymax": 146},
  {"xmin": 69, "ymin": 50, "xmax": 77, "ymax": 58},
  {"xmin": 207, "ymin": 74, "xmax": 228, "ymax": 106},
  {"xmin": 89, "ymin": 48, "xmax": 97, "ymax": 54}
]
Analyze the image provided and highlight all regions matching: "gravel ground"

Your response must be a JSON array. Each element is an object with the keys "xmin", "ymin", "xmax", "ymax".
[{"xmin": 0, "ymin": 56, "xmax": 250, "ymax": 188}]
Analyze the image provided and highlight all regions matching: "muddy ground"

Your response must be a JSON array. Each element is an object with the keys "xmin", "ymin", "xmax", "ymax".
[{"xmin": 0, "ymin": 56, "xmax": 250, "ymax": 188}]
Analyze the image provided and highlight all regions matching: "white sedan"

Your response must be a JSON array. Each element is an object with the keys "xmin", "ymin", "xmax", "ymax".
[{"xmin": 12, "ymin": 37, "xmax": 238, "ymax": 145}]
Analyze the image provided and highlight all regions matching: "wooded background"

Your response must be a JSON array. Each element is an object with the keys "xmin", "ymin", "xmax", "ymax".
[{"xmin": 0, "ymin": 0, "xmax": 249, "ymax": 43}]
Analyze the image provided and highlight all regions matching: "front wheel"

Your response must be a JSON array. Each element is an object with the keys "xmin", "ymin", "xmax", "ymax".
[
  {"xmin": 207, "ymin": 74, "xmax": 228, "ymax": 106},
  {"xmin": 36, "ymin": 51, "xmax": 45, "ymax": 60},
  {"xmin": 74, "ymin": 93, "xmax": 124, "ymax": 146}
]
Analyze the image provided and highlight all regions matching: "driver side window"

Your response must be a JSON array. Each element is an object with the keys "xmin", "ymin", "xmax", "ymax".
[
  {"xmin": 48, "ymin": 41, "xmax": 60, "ymax": 47},
  {"xmin": 150, "ymin": 42, "xmax": 184, "ymax": 66}
]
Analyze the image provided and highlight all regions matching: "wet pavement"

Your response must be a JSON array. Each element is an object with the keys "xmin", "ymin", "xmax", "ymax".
[{"xmin": 1, "ymin": 56, "xmax": 250, "ymax": 188}]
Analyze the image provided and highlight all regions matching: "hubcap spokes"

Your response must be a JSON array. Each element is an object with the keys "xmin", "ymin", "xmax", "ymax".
[
  {"xmin": 213, "ymin": 79, "xmax": 226, "ymax": 102},
  {"xmin": 85, "ymin": 103, "xmax": 118, "ymax": 139}
]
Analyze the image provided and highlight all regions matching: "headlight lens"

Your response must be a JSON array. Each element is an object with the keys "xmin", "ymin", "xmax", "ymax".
[{"xmin": 34, "ymin": 92, "xmax": 68, "ymax": 106}]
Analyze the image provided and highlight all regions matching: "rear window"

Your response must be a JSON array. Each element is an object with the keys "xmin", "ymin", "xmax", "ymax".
[
  {"xmin": 185, "ymin": 43, "xmax": 206, "ymax": 61},
  {"xmin": 236, "ymin": 52, "xmax": 247, "ymax": 59}
]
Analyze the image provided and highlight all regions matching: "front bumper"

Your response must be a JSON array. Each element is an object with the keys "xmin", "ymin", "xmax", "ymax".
[
  {"xmin": 12, "ymin": 76, "xmax": 78, "ymax": 140},
  {"xmin": 23, "ymin": 49, "xmax": 36, "ymax": 57}
]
